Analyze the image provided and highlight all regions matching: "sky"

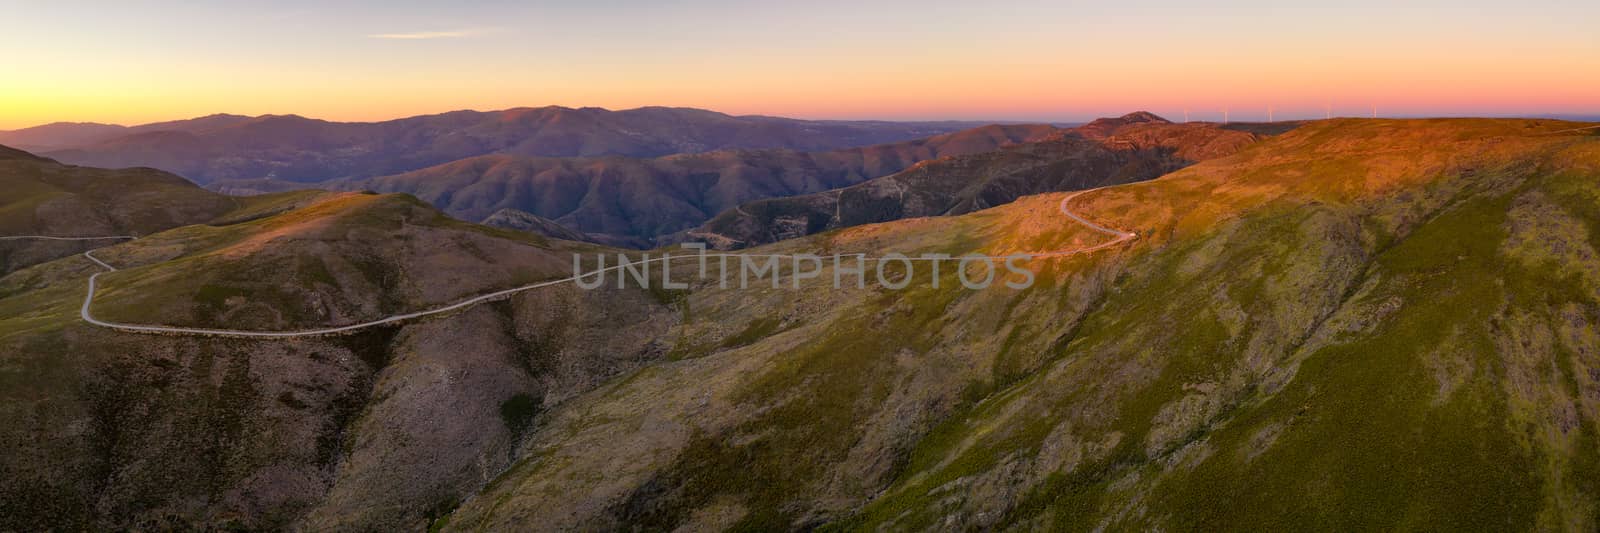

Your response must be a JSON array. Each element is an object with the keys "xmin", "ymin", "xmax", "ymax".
[{"xmin": 2, "ymin": 0, "xmax": 1598, "ymax": 129}]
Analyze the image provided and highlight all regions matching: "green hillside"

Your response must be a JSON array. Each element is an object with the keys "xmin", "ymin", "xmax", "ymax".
[
  {"xmin": 0, "ymin": 145, "xmax": 334, "ymax": 274},
  {"xmin": 448, "ymin": 118, "xmax": 1600, "ymax": 531}
]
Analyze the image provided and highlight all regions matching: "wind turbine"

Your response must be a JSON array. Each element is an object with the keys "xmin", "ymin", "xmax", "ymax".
[
  {"xmin": 1183, "ymin": 108, "xmax": 1190, "ymax": 123},
  {"xmin": 1268, "ymin": 105, "xmax": 1274, "ymax": 123},
  {"xmin": 1371, "ymin": 104, "xmax": 1377, "ymax": 119},
  {"xmin": 1222, "ymin": 106, "xmax": 1230, "ymax": 124},
  {"xmin": 1325, "ymin": 103, "xmax": 1331, "ymax": 120}
]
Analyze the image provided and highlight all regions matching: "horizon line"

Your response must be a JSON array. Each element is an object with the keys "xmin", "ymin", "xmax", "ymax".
[{"xmin": 4, "ymin": 106, "xmax": 1599, "ymax": 132}]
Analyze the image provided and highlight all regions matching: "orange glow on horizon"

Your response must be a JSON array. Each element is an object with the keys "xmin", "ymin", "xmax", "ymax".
[
  {"xmin": 3, "ymin": 2, "xmax": 1597, "ymax": 129},
  {"xmin": 5, "ymin": 53, "xmax": 1597, "ymax": 129}
]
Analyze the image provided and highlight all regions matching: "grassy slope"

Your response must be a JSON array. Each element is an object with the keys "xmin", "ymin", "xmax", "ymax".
[
  {"xmin": 446, "ymin": 118, "xmax": 1600, "ymax": 531},
  {"xmin": 82, "ymin": 192, "xmax": 598, "ymax": 330},
  {"xmin": 0, "ymin": 144, "xmax": 336, "ymax": 238},
  {"xmin": 0, "ymin": 147, "xmax": 313, "ymax": 274},
  {"xmin": 0, "ymin": 151, "xmax": 230, "ymax": 235},
  {"xmin": 847, "ymin": 119, "xmax": 1600, "ymax": 531}
]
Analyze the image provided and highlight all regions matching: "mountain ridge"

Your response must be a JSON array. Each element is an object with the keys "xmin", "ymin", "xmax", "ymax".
[
  {"xmin": 20, "ymin": 107, "xmax": 985, "ymax": 184},
  {"xmin": 313, "ymin": 123, "xmax": 1066, "ymax": 245}
]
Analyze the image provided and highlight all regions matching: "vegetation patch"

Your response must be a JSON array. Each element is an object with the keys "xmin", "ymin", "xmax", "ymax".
[{"xmin": 499, "ymin": 393, "xmax": 542, "ymax": 437}]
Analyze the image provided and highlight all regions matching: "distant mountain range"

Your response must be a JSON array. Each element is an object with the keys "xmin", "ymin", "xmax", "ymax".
[
  {"xmin": 318, "ymin": 123, "xmax": 1065, "ymax": 247},
  {"xmin": 15, "ymin": 108, "xmax": 1236, "ymax": 252},
  {"xmin": 285, "ymin": 113, "xmax": 1262, "ymax": 248},
  {"xmin": 0, "ymin": 107, "xmax": 984, "ymax": 184}
]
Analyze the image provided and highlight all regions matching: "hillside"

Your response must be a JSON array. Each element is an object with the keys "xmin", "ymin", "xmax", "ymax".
[
  {"xmin": 0, "ymin": 190, "xmax": 654, "ymax": 531},
  {"xmin": 0, "ymin": 123, "xmax": 129, "ymax": 151},
  {"xmin": 0, "ymin": 144, "xmax": 317, "ymax": 273},
  {"xmin": 479, "ymin": 208, "xmax": 600, "ymax": 244},
  {"xmin": 2, "ymin": 118, "xmax": 1599, "ymax": 531},
  {"xmin": 684, "ymin": 113, "xmax": 1259, "ymax": 248},
  {"xmin": 440, "ymin": 118, "xmax": 1600, "ymax": 530},
  {"xmin": 33, "ymin": 107, "xmax": 976, "ymax": 184},
  {"xmin": 329, "ymin": 123, "xmax": 1062, "ymax": 245},
  {"xmin": 0, "ymin": 114, "xmax": 258, "ymax": 151},
  {"xmin": 0, "ymin": 145, "xmax": 227, "ymax": 236}
]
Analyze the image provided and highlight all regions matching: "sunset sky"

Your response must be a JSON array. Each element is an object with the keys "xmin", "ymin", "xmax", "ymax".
[{"xmin": 3, "ymin": 0, "xmax": 1598, "ymax": 129}]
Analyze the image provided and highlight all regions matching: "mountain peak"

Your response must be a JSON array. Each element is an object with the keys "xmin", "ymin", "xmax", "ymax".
[
  {"xmin": 1118, "ymin": 111, "xmax": 1170, "ymax": 124},
  {"xmin": 1076, "ymin": 111, "xmax": 1175, "ymax": 139},
  {"xmin": 250, "ymin": 113, "xmax": 316, "ymax": 122}
]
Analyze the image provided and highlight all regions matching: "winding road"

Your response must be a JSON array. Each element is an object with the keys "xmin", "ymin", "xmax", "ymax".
[
  {"xmin": 1535, "ymin": 124, "xmax": 1600, "ymax": 136},
  {"xmin": 7, "ymin": 189, "xmax": 1136, "ymax": 338}
]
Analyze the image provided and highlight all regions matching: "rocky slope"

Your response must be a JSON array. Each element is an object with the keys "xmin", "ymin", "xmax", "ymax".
[
  {"xmin": 32, "ymin": 107, "xmax": 975, "ymax": 184},
  {"xmin": 479, "ymin": 208, "xmax": 601, "ymax": 245},
  {"xmin": 683, "ymin": 113, "xmax": 1259, "ymax": 249},
  {"xmin": 2, "ymin": 118, "xmax": 1599, "ymax": 531},
  {"xmin": 0, "ymin": 191, "xmax": 668, "ymax": 531}
]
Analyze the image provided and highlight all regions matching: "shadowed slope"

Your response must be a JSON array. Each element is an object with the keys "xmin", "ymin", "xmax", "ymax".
[
  {"xmin": 0, "ymin": 144, "xmax": 237, "ymax": 273},
  {"xmin": 332, "ymin": 123, "xmax": 1062, "ymax": 245}
]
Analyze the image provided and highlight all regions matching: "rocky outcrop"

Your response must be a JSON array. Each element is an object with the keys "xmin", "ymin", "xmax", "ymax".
[{"xmin": 480, "ymin": 208, "xmax": 595, "ymax": 243}]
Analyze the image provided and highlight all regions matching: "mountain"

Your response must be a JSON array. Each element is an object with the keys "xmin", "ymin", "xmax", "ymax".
[
  {"xmin": 444, "ymin": 117, "xmax": 1600, "ymax": 530},
  {"xmin": 0, "ymin": 123, "xmax": 129, "ymax": 151},
  {"xmin": 0, "ymin": 188, "xmax": 666, "ymax": 531},
  {"xmin": 0, "ymin": 144, "xmax": 230, "ymax": 236},
  {"xmin": 36, "ymin": 107, "xmax": 980, "ymax": 184},
  {"xmin": 328, "ymin": 123, "xmax": 1063, "ymax": 245},
  {"xmin": 1072, "ymin": 110, "xmax": 1171, "ymax": 138},
  {"xmin": 0, "ymin": 144, "xmax": 312, "ymax": 274},
  {"xmin": 682, "ymin": 113, "xmax": 1259, "ymax": 248},
  {"xmin": 3, "ymin": 118, "xmax": 1599, "ymax": 531},
  {"xmin": 0, "ymin": 115, "xmax": 256, "ymax": 152},
  {"xmin": 0, "ymin": 144, "xmax": 46, "ymax": 162},
  {"xmin": 76, "ymin": 193, "xmax": 588, "ymax": 332}
]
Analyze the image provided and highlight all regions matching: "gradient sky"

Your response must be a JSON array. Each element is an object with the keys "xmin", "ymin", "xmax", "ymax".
[{"xmin": 3, "ymin": 0, "xmax": 1598, "ymax": 129}]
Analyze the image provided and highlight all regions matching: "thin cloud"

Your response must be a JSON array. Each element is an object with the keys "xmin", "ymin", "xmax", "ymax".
[{"xmin": 367, "ymin": 28, "xmax": 494, "ymax": 40}]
